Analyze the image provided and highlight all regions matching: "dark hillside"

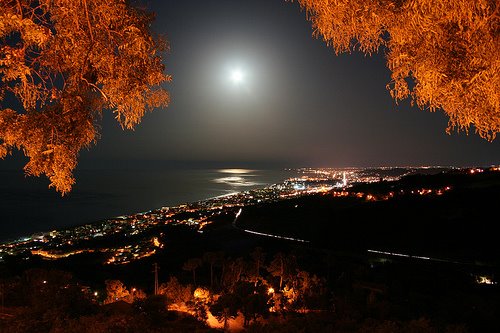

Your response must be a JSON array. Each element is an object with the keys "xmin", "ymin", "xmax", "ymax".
[{"xmin": 237, "ymin": 170, "xmax": 500, "ymax": 263}]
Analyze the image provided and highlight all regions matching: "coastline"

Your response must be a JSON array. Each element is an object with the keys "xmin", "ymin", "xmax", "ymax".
[{"xmin": 0, "ymin": 169, "xmax": 291, "ymax": 244}]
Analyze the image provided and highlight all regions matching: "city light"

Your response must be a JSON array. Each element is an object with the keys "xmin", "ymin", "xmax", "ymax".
[
  {"xmin": 0, "ymin": 167, "xmax": 471, "ymax": 266},
  {"xmin": 476, "ymin": 276, "xmax": 497, "ymax": 285}
]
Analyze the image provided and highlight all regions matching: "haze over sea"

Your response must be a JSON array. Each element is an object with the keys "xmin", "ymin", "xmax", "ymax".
[{"xmin": 0, "ymin": 167, "xmax": 292, "ymax": 242}]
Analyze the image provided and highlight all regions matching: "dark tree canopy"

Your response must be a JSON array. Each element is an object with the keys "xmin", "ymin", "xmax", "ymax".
[
  {"xmin": 295, "ymin": 0, "xmax": 499, "ymax": 140},
  {"xmin": 0, "ymin": 0, "xmax": 170, "ymax": 194}
]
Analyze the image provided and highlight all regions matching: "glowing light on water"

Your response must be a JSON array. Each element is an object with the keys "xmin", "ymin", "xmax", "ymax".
[
  {"xmin": 213, "ymin": 176, "xmax": 260, "ymax": 187},
  {"xmin": 218, "ymin": 168, "xmax": 255, "ymax": 174},
  {"xmin": 214, "ymin": 169, "xmax": 262, "ymax": 187}
]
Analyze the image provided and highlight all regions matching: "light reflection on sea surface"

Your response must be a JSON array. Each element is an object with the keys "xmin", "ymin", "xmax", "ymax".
[
  {"xmin": 0, "ymin": 168, "xmax": 292, "ymax": 241},
  {"xmin": 213, "ymin": 169, "xmax": 262, "ymax": 187}
]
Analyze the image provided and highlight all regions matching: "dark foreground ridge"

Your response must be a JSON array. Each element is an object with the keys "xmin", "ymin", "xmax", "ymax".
[{"xmin": 1, "ymin": 167, "xmax": 499, "ymax": 332}]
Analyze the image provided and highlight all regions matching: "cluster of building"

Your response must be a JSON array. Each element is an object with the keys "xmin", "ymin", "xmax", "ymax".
[
  {"xmin": 330, "ymin": 185, "xmax": 452, "ymax": 201},
  {"xmin": 0, "ymin": 170, "xmax": 340, "ymax": 264},
  {"xmin": 1, "ymin": 166, "xmax": 496, "ymax": 265}
]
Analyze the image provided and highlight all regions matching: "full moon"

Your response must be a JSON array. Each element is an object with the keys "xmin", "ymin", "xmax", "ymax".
[{"xmin": 230, "ymin": 69, "xmax": 244, "ymax": 84}]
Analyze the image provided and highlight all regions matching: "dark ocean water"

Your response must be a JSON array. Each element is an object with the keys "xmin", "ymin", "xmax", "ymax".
[{"xmin": 0, "ymin": 168, "xmax": 292, "ymax": 242}]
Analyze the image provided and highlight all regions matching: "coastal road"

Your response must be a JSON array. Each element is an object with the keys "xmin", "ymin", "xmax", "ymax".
[
  {"xmin": 231, "ymin": 208, "xmax": 310, "ymax": 243},
  {"xmin": 231, "ymin": 208, "xmax": 487, "ymax": 268}
]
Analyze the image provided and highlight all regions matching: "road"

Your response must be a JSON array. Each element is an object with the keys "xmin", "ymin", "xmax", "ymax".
[{"xmin": 231, "ymin": 208, "xmax": 310, "ymax": 243}]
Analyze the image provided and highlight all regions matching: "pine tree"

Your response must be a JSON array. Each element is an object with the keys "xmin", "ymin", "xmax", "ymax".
[
  {"xmin": 0, "ymin": 0, "xmax": 170, "ymax": 194},
  {"xmin": 295, "ymin": 0, "xmax": 499, "ymax": 139}
]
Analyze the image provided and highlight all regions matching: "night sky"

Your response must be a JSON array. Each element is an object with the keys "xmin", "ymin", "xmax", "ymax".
[{"xmin": 5, "ymin": 0, "xmax": 500, "ymax": 169}]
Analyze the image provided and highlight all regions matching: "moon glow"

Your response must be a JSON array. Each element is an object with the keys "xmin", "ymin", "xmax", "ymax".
[{"xmin": 230, "ymin": 69, "xmax": 244, "ymax": 84}]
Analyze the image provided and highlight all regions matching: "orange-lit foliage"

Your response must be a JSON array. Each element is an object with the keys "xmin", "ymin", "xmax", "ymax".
[
  {"xmin": 294, "ymin": 0, "xmax": 499, "ymax": 139},
  {"xmin": 0, "ymin": 0, "xmax": 170, "ymax": 194}
]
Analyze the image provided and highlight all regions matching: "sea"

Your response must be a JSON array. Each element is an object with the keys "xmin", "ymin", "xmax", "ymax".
[
  {"xmin": 0, "ymin": 167, "xmax": 293, "ymax": 242},
  {"xmin": 0, "ymin": 165, "xmax": 456, "ymax": 243}
]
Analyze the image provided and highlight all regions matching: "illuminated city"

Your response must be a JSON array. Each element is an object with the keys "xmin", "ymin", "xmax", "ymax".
[
  {"xmin": 0, "ymin": 166, "xmax": 492, "ymax": 266},
  {"xmin": 1, "ymin": 165, "xmax": 500, "ymax": 332}
]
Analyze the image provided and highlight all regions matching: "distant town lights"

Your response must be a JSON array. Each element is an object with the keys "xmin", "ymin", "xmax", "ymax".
[{"xmin": 476, "ymin": 276, "xmax": 496, "ymax": 285}]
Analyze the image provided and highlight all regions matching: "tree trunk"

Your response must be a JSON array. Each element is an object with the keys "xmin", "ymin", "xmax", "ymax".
[
  {"xmin": 221, "ymin": 263, "xmax": 226, "ymax": 288},
  {"xmin": 210, "ymin": 264, "xmax": 214, "ymax": 288},
  {"xmin": 279, "ymin": 259, "xmax": 284, "ymax": 290},
  {"xmin": 223, "ymin": 312, "xmax": 229, "ymax": 332}
]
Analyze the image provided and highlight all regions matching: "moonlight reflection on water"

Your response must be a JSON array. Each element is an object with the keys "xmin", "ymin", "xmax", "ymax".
[{"xmin": 213, "ymin": 169, "xmax": 262, "ymax": 187}]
